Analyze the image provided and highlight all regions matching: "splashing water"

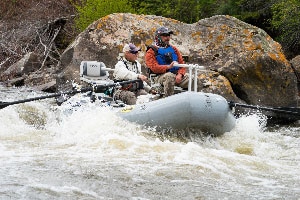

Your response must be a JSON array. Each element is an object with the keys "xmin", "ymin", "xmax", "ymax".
[{"xmin": 0, "ymin": 85, "xmax": 299, "ymax": 199}]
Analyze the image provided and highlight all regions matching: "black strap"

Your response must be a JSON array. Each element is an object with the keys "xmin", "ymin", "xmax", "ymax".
[
  {"xmin": 123, "ymin": 60, "xmax": 129, "ymax": 70},
  {"xmin": 120, "ymin": 57, "xmax": 138, "ymax": 72},
  {"xmin": 146, "ymin": 45, "xmax": 158, "ymax": 56}
]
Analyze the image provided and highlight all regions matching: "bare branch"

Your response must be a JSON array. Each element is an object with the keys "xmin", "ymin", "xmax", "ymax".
[
  {"xmin": 39, "ymin": 26, "xmax": 61, "ymax": 70},
  {"xmin": 0, "ymin": 57, "xmax": 10, "ymax": 69}
]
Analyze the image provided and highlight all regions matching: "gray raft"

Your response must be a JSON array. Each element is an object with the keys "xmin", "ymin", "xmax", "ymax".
[
  {"xmin": 78, "ymin": 61, "xmax": 236, "ymax": 136},
  {"xmin": 117, "ymin": 92, "xmax": 236, "ymax": 136}
]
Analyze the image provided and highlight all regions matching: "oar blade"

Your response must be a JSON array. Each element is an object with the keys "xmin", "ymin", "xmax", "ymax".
[
  {"xmin": 0, "ymin": 101, "xmax": 9, "ymax": 109},
  {"xmin": 269, "ymin": 107, "xmax": 300, "ymax": 123},
  {"xmin": 275, "ymin": 107, "xmax": 300, "ymax": 114},
  {"xmin": 229, "ymin": 101, "xmax": 300, "ymax": 124}
]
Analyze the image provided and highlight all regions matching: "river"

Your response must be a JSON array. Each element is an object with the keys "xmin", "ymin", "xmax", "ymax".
[{"xmin": 0, "ymin": 84, "xmax": 299, "ymax": 199}]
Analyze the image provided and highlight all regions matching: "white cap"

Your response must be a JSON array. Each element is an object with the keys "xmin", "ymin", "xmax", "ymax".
[{"xmin": 123, "ymin": 43, "xmax": 141, "ymax": 53}]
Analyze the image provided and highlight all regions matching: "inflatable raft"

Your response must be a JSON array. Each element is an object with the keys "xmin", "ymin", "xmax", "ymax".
[
  {"xmin": 74, "ymin": 61, "xmax": 236, "ymax": 136},
  {"xmin": 117, "ymin": 91, "xmax": 236, "ymax": 136}
]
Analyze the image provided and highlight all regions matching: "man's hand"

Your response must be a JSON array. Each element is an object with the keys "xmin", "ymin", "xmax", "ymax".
[
  {"xmin": 167, "ymin": 61, "xmax": 178, "ymax": 70},
  {"xmin": 175, "ymin": 73, "xmax": 183, "ymax": 84},
  {"xmin": 138, "ymin": 74, "xmax": 148, "ymax": 81},
  {"xmin": 149, "ymin": 89, "xmax": 158, "ymax": 94}
]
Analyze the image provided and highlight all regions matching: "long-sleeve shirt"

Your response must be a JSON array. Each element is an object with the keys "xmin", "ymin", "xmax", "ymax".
[
  {"xmin": 113, "ymin": 57, "xmax": 151, "ymax": 92},
  {"xmin": 145, "ymin": 45, "xmax": 186, "ymax": 76}
]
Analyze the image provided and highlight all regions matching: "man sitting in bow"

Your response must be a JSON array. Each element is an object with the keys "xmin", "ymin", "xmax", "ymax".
[{"xmin": 113, "ymin": 43, "xmax": 152, "ymax": 105}]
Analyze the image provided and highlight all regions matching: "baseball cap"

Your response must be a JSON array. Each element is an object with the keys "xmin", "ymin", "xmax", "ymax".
[
  {"xmin": 123, "ymin": 43, "xmax": 141, "ymax": 53},
  {"xmin": 155, "ymin": 27, "xmax": 174, "ymax": 35}
]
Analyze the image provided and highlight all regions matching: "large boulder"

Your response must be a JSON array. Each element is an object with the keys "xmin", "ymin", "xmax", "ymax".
[
  {"xmin": 57, "ymin": 13, "xmax": 297, "ymax": 107},
  {"xmin": 291, "ymin": 55, "xmax": 300, "ymax": 80},
  {"xmin": 290, "ymin": 55, "xmax": 300, "ymax": 96},
  {"xmin": 1, "ymin": 52, "xmax": 40, "ymax": 86}
]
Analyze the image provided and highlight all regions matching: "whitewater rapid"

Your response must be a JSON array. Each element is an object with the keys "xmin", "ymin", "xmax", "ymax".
[{"xmin": 0, "ymin": 85, "xmax": 299, "ymax": 199}]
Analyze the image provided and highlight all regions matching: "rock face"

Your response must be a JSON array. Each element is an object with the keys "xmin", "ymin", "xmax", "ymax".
[
  {"xmin": 291, "ymin": 55, "xmax": 300, "ymax": 79},
  {"xmin": 195, "ymin": 16, "xmax": 297, "ymax": 107},
  {"xmin": 290, "ymin": 55, "xmax": 300, "ymax": 96},
  {"xmin": 55, "ymin": 13, "xmax": 297, "ymax": 107}
]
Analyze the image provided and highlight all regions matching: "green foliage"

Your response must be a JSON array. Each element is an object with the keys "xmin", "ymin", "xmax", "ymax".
[
  {"xmin": 271, "ymin": 0, "xmax": 300, "ymax": 57},
  {"xmin": 129, "ymin": 0, "xmax": 163, "ymax": 15},
  {"xmin": 71, "ymin": 0, "xmax": 134, "ymax": 31},
  {"xmin": 172, "ymin": 0, "xmax": 201, "ymax": 23},
  {"xmin": 213, "ymin": 0, "xmax": 242, "ymax": 17},
  {"xmin": 128, "ymin": 0, "xmax": 201, "ymax": 23},
  {"xmin": 198, "ymin": 0, "xmax": 217, "ymax": 19}
]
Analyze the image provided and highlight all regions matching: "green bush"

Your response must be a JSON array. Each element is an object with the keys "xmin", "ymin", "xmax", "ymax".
[
  {"xmin": 71, "ymin": 0, "xmax": 134, "ymax": 31},
  {"xmin": 271, "ymin": 0, "xmax": 300, "ymax": 57}
]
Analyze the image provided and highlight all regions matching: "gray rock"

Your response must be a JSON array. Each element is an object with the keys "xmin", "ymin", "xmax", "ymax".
[
  {"xmin": 1, "ymin": 52, "xmax": 40, "ymax": 82},
  {"xmin": 57, "ymin": 13, "xmax": 297, "ymax": 108},
  {"xmin": 34, "ymin": 80, "xmax": 56, "ymax": 92}
]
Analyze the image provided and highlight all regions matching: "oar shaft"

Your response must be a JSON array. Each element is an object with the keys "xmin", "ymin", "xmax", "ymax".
[
  {"xmin": 0, "ymin": 79, "xmax": 141, "ymax": 109},
  {"xmin": 231, "ymin": 102, "xmax": 300, "ymax": 116},
  {"xmin": 0, "ymin": 87, "xmax": 92, "ymax": 108}
]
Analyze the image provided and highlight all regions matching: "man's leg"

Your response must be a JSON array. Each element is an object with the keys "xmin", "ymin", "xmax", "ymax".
[
  {"xmin": 177, "ymin": 73, "xmax": 190, "ymax": 89},
  {"xmin": 114, "ymin": 90, "xmax": 137, "ymax": 105},
  {"xmin": 156, "ymin": 72, "xmax": 176, "ymax": 97}
]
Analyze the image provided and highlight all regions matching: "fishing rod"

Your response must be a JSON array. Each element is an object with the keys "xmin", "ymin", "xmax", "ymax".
[
  {"xmin": 0, "ymin": 79, "xmax": 141, "ymax": 109},
  {"xmin": 228, "ymin": 101, "xmax": 300, "ymax": 117}
]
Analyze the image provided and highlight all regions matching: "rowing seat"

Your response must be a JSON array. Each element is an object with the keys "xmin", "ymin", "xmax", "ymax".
[{"xmin": 147, "ymin": 68, "xmax": 184, "ymax": 94}]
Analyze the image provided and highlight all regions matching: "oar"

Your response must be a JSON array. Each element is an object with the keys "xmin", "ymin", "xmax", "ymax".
[
  {"xmin": 228, "ymin": 101, "xmax": 300, "ymax": 118},
  {"xmin": 0, "ymin": 79, "xmax": 141, "ymax": 109},
  {"xmin": 0, "ymin": 87, "xmax": 93, "ymax": 109}
]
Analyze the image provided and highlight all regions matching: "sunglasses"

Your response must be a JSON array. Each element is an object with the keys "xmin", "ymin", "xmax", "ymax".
[
  {"xmin": 160, "ymin": 33, "xmax": 170, "ymax": 37},
  {"xmin": 129, "ymin": 51, "xmax": 139, "ymax": 55}
]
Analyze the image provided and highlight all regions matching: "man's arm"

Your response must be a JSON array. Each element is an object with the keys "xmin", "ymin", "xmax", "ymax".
[
  {"xmin": 113, "ymin": 61, "xmax": 139, "ymax": 80},
  {"xmin": 145, "ymin": 48, "xmax": 169, "ymax": 74},
  {"xmin": 172, "ymin": 45, "xmax": 186, "ymax": 76}
]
